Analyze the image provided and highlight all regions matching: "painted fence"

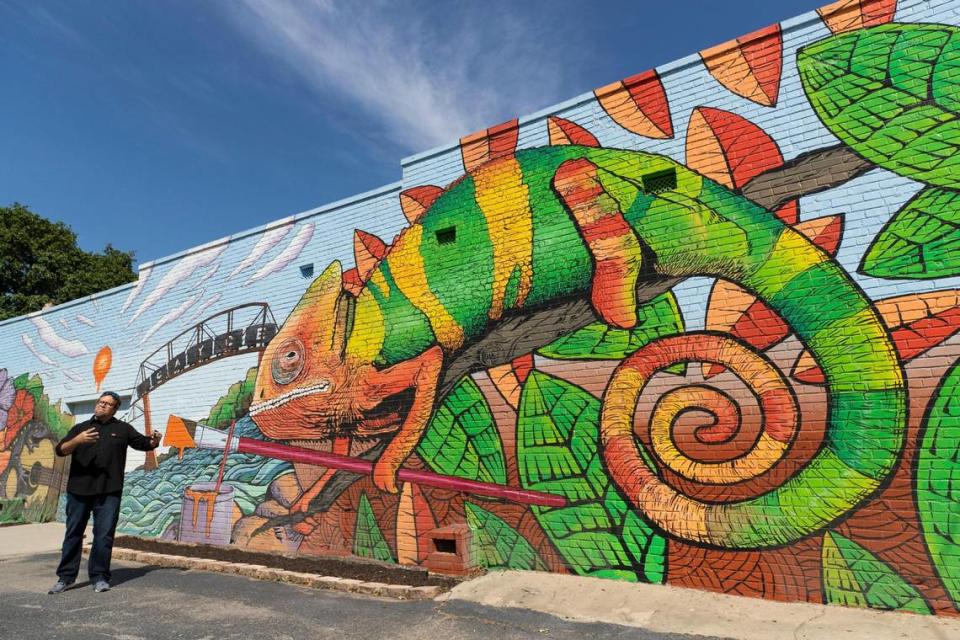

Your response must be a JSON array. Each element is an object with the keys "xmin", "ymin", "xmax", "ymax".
[{"xmin": 2, "ymin": 0, "xmax": 960, "ymax": 616}]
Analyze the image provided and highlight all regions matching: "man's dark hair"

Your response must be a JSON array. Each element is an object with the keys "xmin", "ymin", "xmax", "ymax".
[{"xmin": 99, "ymin": 391, "xmax": 121, "ymax": 406}]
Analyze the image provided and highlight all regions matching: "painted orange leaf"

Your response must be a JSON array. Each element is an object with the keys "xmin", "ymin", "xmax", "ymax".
[
  {"xmin": 353, "ymin": 230, "xmax": 387, "ymax": 280},
  {"xmin": 342, "ymin": 268, "xmax": 363, "ymax": 296},
  {"xmin": 817, "ymin": 0, "xmax": 897, "ymax": 34},
  {"xmin": 595, "ymin": 69, "xmax": 673, "ymax": 139},
  {"xmin": 701, "ymin": 24, "xmax": 783, "ymax": 107},
  {"xmin": 395, "ymin": 481, "xmax": 436, "ymax": 565},
  {"xmin": 793, "ymin": 290, "xmax": 960, "ymax": 384},
  {"xmin": 0, "ymin": 450, "xmax": 10, "ymax": 477},
  {"xmin": 547, "ymin": 116, "xmax": 600, "ymax": 147},
  {"xmin": 4, "ymin": 390, "xmax": 34, "ymax": 449},
  {"xmin": 460, "ymin": 119, "xmax": 519, "ymax": 172},
  {"xmin": 686, "ymin": 106, "xmax": 797, "ymax": 224},
  {"xmin": 399, "ymin": 185, "xmax": 444, "ymax": 225},
  {"xmin": 704, "ymin": 216, "xmax": 844, "ymax": 377}
]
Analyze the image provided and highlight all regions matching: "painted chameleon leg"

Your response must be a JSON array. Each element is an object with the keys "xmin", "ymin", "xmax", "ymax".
[
  {"xmin": 369, "ymin": 345, "xmax": 444, "ymax": 494},
  {"xmin": 553, "ymin": 158, "xmax": 644, "ymax": 329}
]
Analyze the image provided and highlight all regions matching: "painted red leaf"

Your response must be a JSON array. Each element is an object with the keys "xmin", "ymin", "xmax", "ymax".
[
  {"xmin": 460, "ymin": 119, "xmax": 519, "ymax": 172},
  {"xmin": 342, "ymin": 268, "xmax": 363, "ymax": 296},
  {"xmin": 701, "ymin": 24, "xmax": 783, "ymax": 107},
  {"xmin": 817, "ymin": 0, "xmax": 897, "ymax": 34},
  {"xmin": 4, "ymin": 390, "xmax": 34, "ymax": 449},
  {"xmin": 595, "ymin": 69, "xmax": 674, "ymax": 139},
  {"xmin": 547, "ymin": 116, "xmax": 600, "ymax": 147},
  {"xmin": 399, "ymin": 185, "xmax": 444, "ymax": 225}
]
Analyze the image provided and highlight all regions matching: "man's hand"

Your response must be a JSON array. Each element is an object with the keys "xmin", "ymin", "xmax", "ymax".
[
  {"xmin": 58, "ymin": 427, "xmax": 99, "ymax": 455},
  {"xmin": 149, "ymin": 431, "xmax": 163, "ymax": 448}
]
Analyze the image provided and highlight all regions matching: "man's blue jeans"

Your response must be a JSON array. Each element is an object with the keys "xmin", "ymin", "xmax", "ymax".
[{"xmin": 56, "ymin": 491, "xmax": 122, "ymax": 584}]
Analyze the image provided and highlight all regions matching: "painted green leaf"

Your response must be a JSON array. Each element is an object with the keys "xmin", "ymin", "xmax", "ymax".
[
  {"xmin": 538, "ymin": 292, "xmax": 685, "ymax": 374},
  {"xmin": 464, "ymin": 502, "xmax": 547, "ymax": 571},
  {"xmin": 353, "ymin": 494, "xmax": 394, "ymax": 563},
  {"xmin": 516, "ymin": 370, "xmax": 666, "ymax": 583},
  {"xmin": 0, "ymin": 498, "xmax": 25, "ymax": 525},
  {"xmin": 798, "ymin": 24, "xmax": 960, "ymax": 189},
  {"xmin": 821, "ymin": 531, "xmax": 931, "ymax": 614},
  {"xmin": 206, "ymin": 367, "xmax": 257, "ymax": 428},
  {"xmin": 416, "ymin": 376, "xmax": 506, "ymax": 485},
  {"xmin": 860, "ymin": 187, "xmax": 960, "ymax": 279},
  {"xmin": 916, "ymin": 360, "xmax": 960, "ymax": 608}
]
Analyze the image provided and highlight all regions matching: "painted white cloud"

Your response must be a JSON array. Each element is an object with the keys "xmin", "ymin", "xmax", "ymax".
[
  {"xmin": 58, "ymin": 317, "xmax": 70, "ymax": 331},
  {"xmin": 121, "ymin": 265, "xmax": 153, "ymax": 313},
  {"xmin": 196, "ymin": 263, "xmax": 220, "ymax": 289},
  {"xmin": 30, "ymin": 316, "xmax": 88, "ymax": 357},
  {"xmin": 139, "ymin": 292, "xmax": 203, "ymax": 345},
  {"xmin": 245, "ymin": 224, "xmax": 314, "ymax": 285},
  {"xmin": 21, "ymin": 334, "xmax": 57, "ymax": 366},
  {"xmin": 76, "ymin": 314, "xmax": 96, "ymax": 328},
  {"xmin": 186, "ymin": 293, "xmax": 224, "ymax": 324},
  {"xmin": 62, "ymin": 369, "xmax": 84, "ymax": 383},
  {"xmin": 229, "ymin": 1, "xmax": 572, "ymax": 151},
  {"xmin": 228, "ymin": 224, "xmax": 292, "ymax": 279},
  {"xmin": 129, "ymin": 245, "xmax": 226, "ymax": 324}
]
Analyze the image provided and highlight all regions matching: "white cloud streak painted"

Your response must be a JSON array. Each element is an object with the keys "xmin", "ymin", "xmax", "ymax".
[
  {"xmin": 139, "ymin": 292, "xmax": 203, "ymax": 345},
  {"xmin": 62, "ymin": 368, "xmax": 84, "ymax": 383},
  {"xmin": 76, "ymin": 314, "xmax": 96, "ymax": 328},
  {"xmin": 121, "ymin": 265, "xmax": 153, "ymax": 313},
  {"xmin": 245, "ymin": 224, "xmax": 314, "ymax": 285},
  {"xmin": 129, "ymin": 245, "xmax": 225, "ymax": 324},
  {"xmin": 196, "ymin": 263, "xmax": 220, "ymax": 289},
  {"xmin": 30, "ymin": 316, "xmax": 88, "ymax": 357},
  {"xmin": 186, "ymin": 293, "xmax": 224, "ymax": 324},
  {"xmin": 229, "ymin": 1, "xmax": 571, "ymax": 151},
  {"xmin": 228, "ymin": 224, "xmax": 291, "ymax": 279},
  {"xmin": 21, "ymin": 334, "xmax": 57, "ymax": 366},
  {"xmin": 58, "ymin": 317, "xmax": 70, "ymax": 331}
]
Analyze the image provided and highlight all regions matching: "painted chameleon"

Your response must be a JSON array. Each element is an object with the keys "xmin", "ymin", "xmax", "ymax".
[{"xmin": 248, "ymin": 144, "xmax": 906, "ymax": 549}]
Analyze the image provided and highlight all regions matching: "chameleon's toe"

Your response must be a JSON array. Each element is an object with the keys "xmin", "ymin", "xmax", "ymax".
[{"xmin": 372, "ymin": 460, "xmax": 400, "ymax": 494}]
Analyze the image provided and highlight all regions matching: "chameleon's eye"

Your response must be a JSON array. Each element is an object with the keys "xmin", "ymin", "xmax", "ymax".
[{"xmin": 271, "ymin": 338, "xmax": 305, "ymax": 385}]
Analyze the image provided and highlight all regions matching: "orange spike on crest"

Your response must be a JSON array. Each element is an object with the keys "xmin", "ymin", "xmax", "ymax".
[
  {"xmin": 342, "ymin": 268, "xmax": 364, "ymax": 296},
  {"xmin": 700, "ymin": 24, "xmax": 783, "ymax": 107},
  {"xmin": 353, "ymin": 229, "xmax": 387, "ymax": 279},
  {"xmin": 595, "ymin": 70, "xmax": 673, "ymax": 139},
  {"xmin": 547, "ymin": 116, "xmax": 600, "ymax": 147},
  {"xmin": 460, "ymin": 119, "xmax": 519, "ymax": 172},
  {"xmin": 399, "ymin": 185, "xmax": 444, "ymax": 224},
  {"xmin": 817, "ymin": 0, "xmax": 897, "ymax": 34}
]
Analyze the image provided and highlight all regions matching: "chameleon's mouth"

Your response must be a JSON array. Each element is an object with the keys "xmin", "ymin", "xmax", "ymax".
[
  {"xmin": 353, "ymin": 388, "xmax": 416, "ymax": 437},
  {"xmin": 249, "ymin": 381, "xmax": 331, "ymax": 416}
]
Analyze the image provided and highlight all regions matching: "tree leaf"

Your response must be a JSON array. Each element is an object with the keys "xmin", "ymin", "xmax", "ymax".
[
  {"xmin": 821, "ymin": 530, "xmax": 931, "ymax": 613},
  {"xmin": 701, "ymin": 24, "xmax": 783, "ymax": 106},
  {"xmin": 799, "ymin": 24, "xmax": 960, "ymax": 189},
  {"xmin": 538, "ymin": 292, "xmax": 685, "ymax": 374},
  {"xmin": 817, "ymin": 0, "xmax": 897, "ymax": 35},
  {"xmin": 416, "ymin": 376, "xmax": 506, "ymax": 485},
  {"xmin": 354, "ymin": 493, "xmax": 394, "ymax": 563},
  {"xmin": 916, "ymin": 360, "xmax": 960, "ymax": 608},
  {"xmin": 464, "ymin": 502, "xmax": 547, "ymax": 571},
  {"xmin": 516, "ymin": 371, "xmax": 666, "ymax": 582},
  {"xmin": 860, "ymin": 187, "xmax": 960, "ymax": 279},
  {"xmin": 595, "ymin": 70, "xmax": 673, "ymax": 139}
]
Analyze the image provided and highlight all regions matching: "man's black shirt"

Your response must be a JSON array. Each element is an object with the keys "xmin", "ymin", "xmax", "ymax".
[{"xmin": 55, "ymin": 417, "xmax": 156, "ymax": 496}]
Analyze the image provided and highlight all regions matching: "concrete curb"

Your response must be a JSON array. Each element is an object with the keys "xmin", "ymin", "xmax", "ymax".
[{"xmin": 109, "ymin": 548, "xmax": 443, "ymax": 601}]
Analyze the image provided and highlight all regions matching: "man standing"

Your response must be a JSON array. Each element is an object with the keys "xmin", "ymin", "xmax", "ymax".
[{"xmin": 48, "ymin": 391, "xmax": 161, "ymax": 594}]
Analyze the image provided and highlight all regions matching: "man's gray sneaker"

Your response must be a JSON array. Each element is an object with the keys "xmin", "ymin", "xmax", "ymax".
[
  {"xmin": 47, "ymin": 580, "xmax": 72, "ymax": 594},
  {"xmin": 93, "ymin": 580, "xmax": 111, "ymax": 593}
]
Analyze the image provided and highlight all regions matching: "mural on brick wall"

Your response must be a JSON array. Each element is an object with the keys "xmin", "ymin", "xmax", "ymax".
[{"xmin": 3, "ymin": 0, "xmax": 960, "ymax": 618}]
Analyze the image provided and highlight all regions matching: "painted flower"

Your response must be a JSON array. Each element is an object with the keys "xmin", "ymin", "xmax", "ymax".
[
  {"xmin": 0, "ymin": 369, "xmax": 14, "ymax": 431},
  {"xmin": 3, "ymin": 389, "xmax": 34, "ymax": 450}
]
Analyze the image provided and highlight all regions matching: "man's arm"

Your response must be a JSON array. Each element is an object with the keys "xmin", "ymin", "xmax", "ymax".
[
  {"xmin": 55, "ymin": 424, "xmax": 97, "ymax": 456},
  {"xmin": 127, "ymin": 424, "xmax": 161, "ymax": 452}
]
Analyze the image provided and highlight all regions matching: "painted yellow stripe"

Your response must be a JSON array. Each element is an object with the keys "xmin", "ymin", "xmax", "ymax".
[
  {"xmin": 387, "ymin": 225, "xmax": 465, "ymax": 350},
  {"xmin": 346, "ymin": 291, "xmax": 385, "ymax": 362},
  {"xmin": 473, "ymin": 157, "xmax": 534, "ymax": 320}
]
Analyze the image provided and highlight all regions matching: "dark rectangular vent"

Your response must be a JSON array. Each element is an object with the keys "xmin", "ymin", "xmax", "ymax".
[
  {"xmin": 299, "ymin": 263, "xmax": 314, "ymax": 278},
  {"xmin": 642, "ymin": 168, "xmax": 677, "ymax": 194},
  {"xmin": 436, "ymin": 227, "xmax": 456, "ymax": 245},
  {"xmin": 434, "ymin": 538, "xmax": 457, "ymax": 554}
]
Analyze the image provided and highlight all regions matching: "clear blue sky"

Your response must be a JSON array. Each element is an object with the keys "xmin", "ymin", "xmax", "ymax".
[{"xmin": 0, "ymin": 0, "xmax": 821, "ymax": 266}]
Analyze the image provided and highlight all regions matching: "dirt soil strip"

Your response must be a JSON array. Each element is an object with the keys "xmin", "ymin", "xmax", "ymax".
[{"xmin": 110, "ymin": 536, "xmax": 461, "ymax": 599}]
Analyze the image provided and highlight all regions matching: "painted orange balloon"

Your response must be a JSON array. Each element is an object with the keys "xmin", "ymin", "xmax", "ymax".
[{"xmin": 93, "ymin": 346, "xmax": 112, "ymax": 391}]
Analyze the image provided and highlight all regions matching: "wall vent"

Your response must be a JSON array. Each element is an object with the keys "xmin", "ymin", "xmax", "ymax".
[
  {"xmin": 642, "ymin": 168, "xmax": 677, "ymax": 194},
  {"xmin": 435, "ymin": 227, "xmax": 456, "ymax": 245},
  {"xmin": 299, "ymin": 263, "xmax": 314, "ymax": 278}
]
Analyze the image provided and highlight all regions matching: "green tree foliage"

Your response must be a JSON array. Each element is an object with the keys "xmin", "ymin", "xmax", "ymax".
[{"xmin": 0, "ymin": 203, "xmax": 136, "ymax": 320}]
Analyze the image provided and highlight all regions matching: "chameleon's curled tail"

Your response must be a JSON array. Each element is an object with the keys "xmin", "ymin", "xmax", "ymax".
[{"xmin": 579, "ymin": 155, "xmax": 907, "ymax": 549}]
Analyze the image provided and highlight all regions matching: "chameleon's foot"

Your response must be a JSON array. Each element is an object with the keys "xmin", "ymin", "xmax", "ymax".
[{"xmin": 372, "ymin": 458, "xmax": 400, "ymax": 494}]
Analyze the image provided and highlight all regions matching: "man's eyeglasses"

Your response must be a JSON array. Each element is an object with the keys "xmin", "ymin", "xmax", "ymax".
[{"xmin": 96, "ymin": 400, "xmax": 118, "ymax": 408}]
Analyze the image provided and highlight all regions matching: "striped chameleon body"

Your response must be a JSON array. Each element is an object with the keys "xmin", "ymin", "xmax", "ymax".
[{"xmin": 250, "ymin": 144, "xmax": 905, "ymax": 549}]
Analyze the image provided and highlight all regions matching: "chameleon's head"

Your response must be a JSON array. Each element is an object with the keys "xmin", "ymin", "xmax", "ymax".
[{"xmin": 249, "ymin": 260, "xmax": 359, "ymax": 440}]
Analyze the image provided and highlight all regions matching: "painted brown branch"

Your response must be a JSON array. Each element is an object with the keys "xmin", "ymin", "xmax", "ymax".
[{"xmin": 740, "ymin": 143, "xmax": 875, "ymax": 211}]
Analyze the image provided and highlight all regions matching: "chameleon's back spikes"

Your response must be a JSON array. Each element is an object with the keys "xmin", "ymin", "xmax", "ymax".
[
  {"xmin": 354, "ymin": 230, "xmax": 388, "ymax": 280},
  {"xmin": 399, "ymin": 186, "xmax": 444, "ymax": 225},
  {"xmin": 547, "ymin": 116, "xmax": 600, "ymax": 147},
  {"xmin": 460, "ymin": 119, "xmax": 519, "ymax": 172},
  {"xmin": 553, "ymin": 158, "xmax": 644, "ymax": 329},
  {"xmin": 342, "ymin": 268, "xmax": 363, "ymax": 296}
]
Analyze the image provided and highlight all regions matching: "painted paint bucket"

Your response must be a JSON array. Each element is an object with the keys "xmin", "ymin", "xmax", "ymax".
[{"xmin": 178, "ymin": 482, "xmax": 235, "ymax": 545}]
